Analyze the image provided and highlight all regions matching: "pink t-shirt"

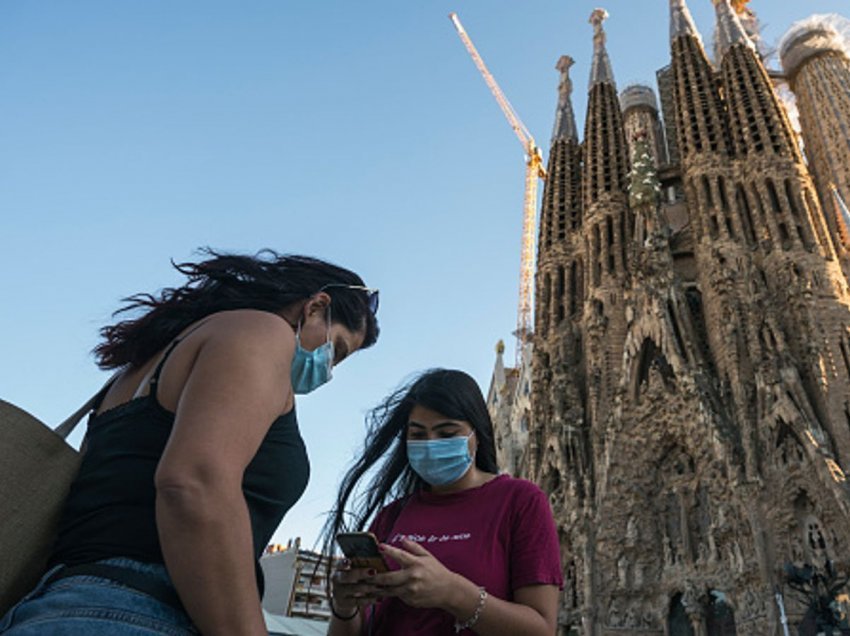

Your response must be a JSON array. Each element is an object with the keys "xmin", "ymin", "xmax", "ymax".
[{"xmin": 365, "ymin": 474, "xmax": 563, "ymax": 635}]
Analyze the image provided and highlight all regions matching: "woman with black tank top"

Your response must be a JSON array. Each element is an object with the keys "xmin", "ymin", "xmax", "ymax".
[{"xmin": 0, "ymin": 249, "xmax": 379, "ymax": 636}]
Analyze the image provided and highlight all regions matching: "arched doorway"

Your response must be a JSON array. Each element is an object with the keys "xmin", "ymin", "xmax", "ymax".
[
  {"xmin": 706, "ymin": 590, "xmax": 737, "ymax": 635},
  {"xmin": 668, "ymin": 593, "xmax": 694, "ymax": 636}
]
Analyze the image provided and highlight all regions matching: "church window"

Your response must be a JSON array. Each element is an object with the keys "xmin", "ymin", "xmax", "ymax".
[
  {"xmin": 736, "ymin": 184, "xmax": 757, "ymax": 246},
  {"xmin": 569, "ymin": 262, "xmax": 579, "ymax": 316},
  {"xmin": 684, "ymin": 286, "xmax": 714, "ymax": 372},
  {"xmin": 606, "ymin": 216, "xmax": 615, "ymax": 273},
  {"xmin": 778, "ymin": 222, "xmax": 791, "ymax": 249},
  {"xmin": 593, "ymin": 224, "xmax": 602, "ymax": 286},
  {"xmin": 717, "ymin": 177, "xmax": 735, "ymax": 238},
  {"xmin": 725, "ymin": 215, "xmax": 736, "ymax": 238},
  {"xmin": 804, "ymin": 517, "xmax": 830, "ymax": 561},
  {"xmin": 767, "ymin": 179, "xmax": 782, "ymax": 214},
  {"xmin": 557, "ymin": 266, "xmax": 565, "ymax": 323},
  {"xmin": 718, "ymin": 176, "xmax": 730, "ymax": 211},
  {"xmin": 621, "ymin": 210, "xmax": 629, "ymax": 270},
  {"xmin": 667, "ymin": 300, "xmax": 687, "ymax": 359},
  {"xmin": 702, "ymin": 175, "xmax": 714, "ymax": 208},
  {"xmin": 796, "ymin": 224, "xmax": 806, "ymax": 246},
  {"xmin": 750, "ymin": 183, "xmax": 767, "ymax": 220}
]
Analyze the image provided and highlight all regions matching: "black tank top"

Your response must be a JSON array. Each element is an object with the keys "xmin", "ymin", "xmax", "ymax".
[{"xmin": 50, "ymin": 336, "xmax": 310, "ymax": 582}]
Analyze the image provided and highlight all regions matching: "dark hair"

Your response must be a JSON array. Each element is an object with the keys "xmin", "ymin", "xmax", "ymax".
[
  {"xmin": 94, "ymin": 248, "xmax": 379, "ymax": 369},
  {"xmin": 321, "ymin": 368, "xmax": 498, "ymax": 555}
]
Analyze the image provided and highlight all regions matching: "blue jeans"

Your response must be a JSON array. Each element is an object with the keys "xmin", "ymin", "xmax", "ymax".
[{"xmin": 0, "ymin": 558, "xmax": 199, "ymax": 635}]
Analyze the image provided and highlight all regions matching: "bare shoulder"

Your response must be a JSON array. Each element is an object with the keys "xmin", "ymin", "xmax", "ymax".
[
  {"xmin": 148, "ymin": 310, "xmax": 296, "ymax": 414},
  {"xmin": 193, "ymin": 309, "xmax": 295, "ymax": 352}
]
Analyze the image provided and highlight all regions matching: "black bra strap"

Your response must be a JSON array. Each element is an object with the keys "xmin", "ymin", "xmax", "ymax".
[
  {"xmin": 148, "ymin": 339, "xmax": 181, "ymax": 402},
  {"xmin": 90, "ymin": 373, "xmax": 120, "ymax": 413},
  {"xmin": 148, "ymin": 321, "xmax": 209, "ymax": 401}
]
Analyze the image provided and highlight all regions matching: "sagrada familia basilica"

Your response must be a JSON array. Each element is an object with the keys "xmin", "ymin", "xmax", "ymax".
[{"xmin": 487, "ymin": 0, "xmax": 850, "ymax": 633}]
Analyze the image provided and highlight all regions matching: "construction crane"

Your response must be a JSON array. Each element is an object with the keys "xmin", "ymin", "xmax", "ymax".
[{"xmin": 449, "ymin": 12, "xmax": 546, "ymax": 367}]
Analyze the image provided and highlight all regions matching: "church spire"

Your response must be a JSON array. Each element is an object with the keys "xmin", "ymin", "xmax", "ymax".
[
  {"xmin": 583, "ymin": 7, "xmax": 629, "ymax": 206},
  {"xmin": 712, "ymin": 0, "xmax": 755, "ymax": 60},
  {"xmin": 552, "ymin": 56, "xmax": 578, "ymax": 143},
  {"xmin": 589, "ymin": 9, "xmax": 616, "ymax": 89},
  {"xmin": 669, "ymin": 0, "xmax": 702, "ymax": 44}
]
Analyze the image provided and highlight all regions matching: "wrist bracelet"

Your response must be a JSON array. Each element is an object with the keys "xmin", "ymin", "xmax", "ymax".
[
  {"xmin": 454, "ymin": 586, "xmax": 487, "ymax": 633},
  {"xmin": 330, "ymin": 599, "xmax": 359, "ymax": 621}
]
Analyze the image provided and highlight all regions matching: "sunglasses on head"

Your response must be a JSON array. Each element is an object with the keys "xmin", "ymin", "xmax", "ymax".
[{"xmin": 318, "ymin": 283, "xmax": 379, "ymax": 315}]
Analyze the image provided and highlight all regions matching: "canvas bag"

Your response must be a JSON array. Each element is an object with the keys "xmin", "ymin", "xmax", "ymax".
[{"xmin": 0, "ymin": 379, "xmax": 114, "ymax": 615}]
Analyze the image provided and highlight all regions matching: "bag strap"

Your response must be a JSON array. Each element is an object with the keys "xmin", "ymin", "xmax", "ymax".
[{"xmin": 53, "ymin": 370, "xmax": 123, "ymax": 440}]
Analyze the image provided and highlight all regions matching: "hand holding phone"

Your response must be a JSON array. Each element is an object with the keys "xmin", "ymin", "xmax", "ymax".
[{"xmin": 336, "ymin": 531, "xmax": 389, "ymax": 573}]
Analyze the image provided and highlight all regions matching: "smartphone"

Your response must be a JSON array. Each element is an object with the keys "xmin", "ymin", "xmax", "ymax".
[{"xmin": 336, "ymin": 531, "xmax": 389, "ymax": 572}]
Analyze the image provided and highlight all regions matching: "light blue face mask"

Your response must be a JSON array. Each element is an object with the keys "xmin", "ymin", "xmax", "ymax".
[
  {"xmin": 290, "ymin": 316, "xmax": 334, "ymax": 395},
  {"xmin": 406, "ymin": 434, "xmax": 475, "ymax": 486}
]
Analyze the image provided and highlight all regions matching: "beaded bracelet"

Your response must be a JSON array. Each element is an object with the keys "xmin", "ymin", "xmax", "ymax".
[{"xmin": 454, "ymin": 586, "xmax": 487, "ymax": 633}]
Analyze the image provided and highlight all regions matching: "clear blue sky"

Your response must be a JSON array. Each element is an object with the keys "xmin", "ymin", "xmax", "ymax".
[{"xmin": 1, "ymin": 1, "xmax": 847, "ymax": 549}]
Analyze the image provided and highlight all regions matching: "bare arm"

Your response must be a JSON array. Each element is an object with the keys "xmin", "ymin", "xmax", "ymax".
[
  {"xmin": 154, "ymin": 311, "xmax": 294, "ymax": 636},
  {"xmin": 442, "ymin": 576, "xmax": 559, "ymax": 635},
  {"xmin": 375, "ymin": 540, "xmax": 559, "ymax": 636}
]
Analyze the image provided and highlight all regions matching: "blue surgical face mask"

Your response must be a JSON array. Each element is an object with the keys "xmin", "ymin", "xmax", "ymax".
[
  {"xmin": 406, "ymin": 434, "xmax": 475, "ymax": 486},
  {"xmin": 290, "ymin": 315, "xmax": 334, "ymax": 395}
]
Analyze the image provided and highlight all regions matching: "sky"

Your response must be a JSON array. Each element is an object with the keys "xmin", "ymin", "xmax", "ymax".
[{"xmin": 2, "ymin": 0, "xmax": 848, "ymax": 551}]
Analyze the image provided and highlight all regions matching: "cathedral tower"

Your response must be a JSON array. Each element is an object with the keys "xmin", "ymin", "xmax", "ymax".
[
  {"xmin": 537, "ymin": 55, "xmax": 583, "ymax": 344},
  {"xmin": 712, "ymin": 0, "xmax": 850, "ymax": 471},
  {"xmin": 669, "ymin": 0, "xmax": 765, "ymax": 478},
  {"xmin": 781, "ymin": 20, "xmax": 850, "ymax": 256},
  {"xmin": 620, "ymin": 85, "xmax": 667, "ymax": 168},
  {"xmin": 581, "ymin": 9, "xmax": 631, "ymax": 430},
  {"xmin": 531, "ymin": 53, "xmax": 588, "ymax": 495}
]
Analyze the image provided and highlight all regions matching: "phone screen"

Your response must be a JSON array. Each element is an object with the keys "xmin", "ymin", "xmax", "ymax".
[{"xmin": 336, "ymin": 532, "xmax": 389, "ymax": 572}]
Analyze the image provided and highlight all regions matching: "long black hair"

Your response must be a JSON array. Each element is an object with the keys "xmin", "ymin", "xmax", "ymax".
[
  {"xmin": 321, "ymin": 368, "xmax": 499, "ymax": 554},
  {"xmin": 94, "ymin": 248, "xmax": 379, "ymax": 369}
]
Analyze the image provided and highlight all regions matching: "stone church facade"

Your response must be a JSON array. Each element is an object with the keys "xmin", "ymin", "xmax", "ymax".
[{"xmin": 487, "ymin": 2, "xmax": 850, "ymax": 633}]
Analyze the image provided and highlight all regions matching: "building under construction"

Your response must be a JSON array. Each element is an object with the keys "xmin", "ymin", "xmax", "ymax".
[{"xmin": 488, "ymin": 1, "xmax": 850, "ymax": 633}]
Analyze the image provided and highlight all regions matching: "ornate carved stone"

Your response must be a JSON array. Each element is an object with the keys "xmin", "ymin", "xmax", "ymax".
[{"xmin": 486, "ymin": 3, "xmax": 850, "ymax": 634}]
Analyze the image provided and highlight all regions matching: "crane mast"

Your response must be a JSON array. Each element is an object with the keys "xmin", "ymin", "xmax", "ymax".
[{"xmin": 449, "ymin": 12, "xmax": 546, "ymax": 367}]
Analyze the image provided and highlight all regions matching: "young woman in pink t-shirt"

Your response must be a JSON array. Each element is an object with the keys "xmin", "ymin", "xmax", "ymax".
[{"xmin": 324, "ymin": 369, "xmax": 563, "ymax": 635}]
